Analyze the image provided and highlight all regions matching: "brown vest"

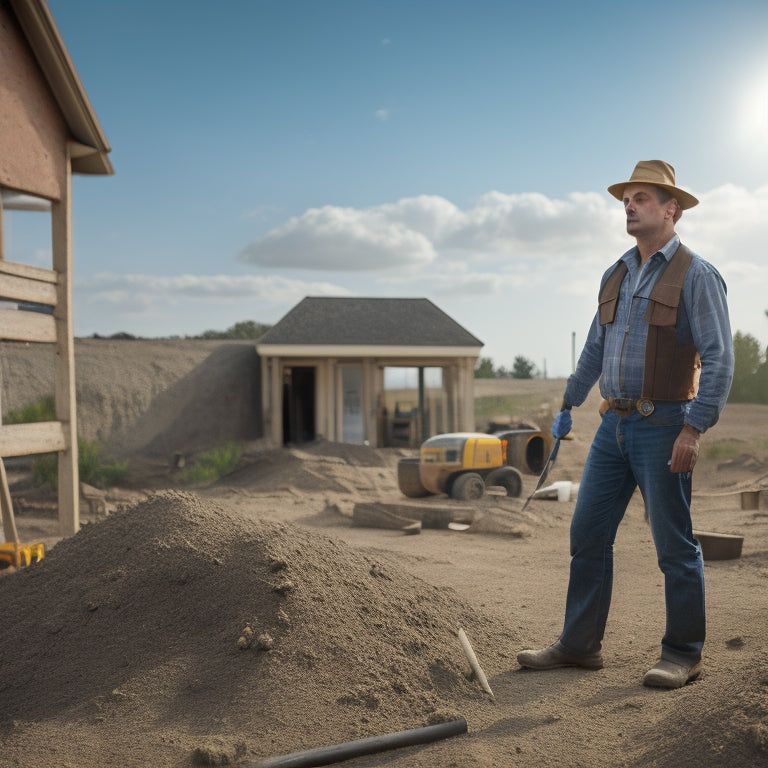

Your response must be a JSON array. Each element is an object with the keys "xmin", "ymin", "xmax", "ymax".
[{"xmin": 599, "ymin": 244, "xmax": 700, "ymax": 401}]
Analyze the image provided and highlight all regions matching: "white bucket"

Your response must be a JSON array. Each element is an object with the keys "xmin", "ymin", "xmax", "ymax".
[{"xmin": 552, "ymin": 481, "xmax": 579, "ymax": 502}]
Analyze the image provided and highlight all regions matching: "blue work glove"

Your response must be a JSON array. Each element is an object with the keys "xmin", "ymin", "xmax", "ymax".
[{"xmin": 551, "ymin": 408, "xmax": 572, "ymax": 439}]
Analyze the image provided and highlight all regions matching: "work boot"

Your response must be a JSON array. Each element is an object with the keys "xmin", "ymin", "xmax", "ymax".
[
  {"xmin": 517, "ymin": 642, "xmax": 604, "ymax": 670},
  {"xmin": 643, "ymin": 659, "xmax": 702, "ymax": 689}
]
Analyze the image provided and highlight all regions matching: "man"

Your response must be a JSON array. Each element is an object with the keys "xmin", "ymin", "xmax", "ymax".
[{"xmin": 517, "ymin": 160, "xmax": 734, "ymax": 688}]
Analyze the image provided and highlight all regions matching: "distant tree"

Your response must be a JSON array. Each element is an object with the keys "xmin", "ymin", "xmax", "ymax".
[
  {"xmin": 729, "ymin": 331, "xmax": 767, "ymax": 403},
  {"xmin": 511, "ymin": 355, "xmax": 536, "ymax": 379},
  {"xmin": 198, "ymin": 320, "xmax": 272, "ymax": 340},
  {"xmin": 474, "ymin": 357, "xmax": 496, "ymax": 378}
]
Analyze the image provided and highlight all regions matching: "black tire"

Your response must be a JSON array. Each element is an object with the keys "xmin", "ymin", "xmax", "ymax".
[
  {"xmin": 451, "ymin": 472, "xmax": 485, "ymax": 501},
  {"xmin": 486, "ymin": 466, "xmax": 523, "ymax": 497},
  {"xmin": 397, "ymin": 457, "xmax": 430, "ymax": 498}
]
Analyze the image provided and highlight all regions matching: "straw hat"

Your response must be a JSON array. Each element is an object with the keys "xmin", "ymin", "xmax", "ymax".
[{"xmin": 607, "ymin": 160, "xmax": 699, "ymax": 209}]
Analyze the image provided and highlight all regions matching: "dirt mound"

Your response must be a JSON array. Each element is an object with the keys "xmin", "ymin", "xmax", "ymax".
[
  {"xmin": 0, "ymin": 339, "xmax": 261, "ymax": 458},
  {"xmin": 217, "ymin": 440, "xmax": 402, "ymax": 496},
  {"xmin": 0, "ymin": 491, "xmax": 511, "ymax": 767}
]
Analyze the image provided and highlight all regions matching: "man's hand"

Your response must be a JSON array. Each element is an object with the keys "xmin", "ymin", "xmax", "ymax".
[
  {"xmin": 670, "ymin": 424, "xmax": 701, "ymax": 473},
  {"xmin": 551, "ymin": 408, "xmax": 572, "ymax": 439}
]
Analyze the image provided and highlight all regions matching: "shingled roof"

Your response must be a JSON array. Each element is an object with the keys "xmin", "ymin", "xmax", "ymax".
[{"xmin": 258, "ymin": 297, "xmax": 483, "ymax": 348}]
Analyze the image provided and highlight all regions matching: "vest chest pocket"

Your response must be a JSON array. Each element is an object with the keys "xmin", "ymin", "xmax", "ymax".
[{"xmin": 644, "ymin": 293, "xmax": 679, "ymax": 326}]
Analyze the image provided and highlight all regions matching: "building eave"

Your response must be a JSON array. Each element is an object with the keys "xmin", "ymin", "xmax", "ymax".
[
  {"xmin": 255, "ymin": 344, "xmax": 483, "ymax": 359},
  {"xmin": 10, "ymin": 0, "xmax": 113, "ymax": 175}
]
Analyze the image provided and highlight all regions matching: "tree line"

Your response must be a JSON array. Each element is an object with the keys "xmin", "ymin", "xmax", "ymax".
[
  {"xmin": 730, "ymin": 329, "xmax": 768, "ymax": 404},
  {"xmin": 475, "ymin": 355, "xmax": 538, "ymax": 379}
]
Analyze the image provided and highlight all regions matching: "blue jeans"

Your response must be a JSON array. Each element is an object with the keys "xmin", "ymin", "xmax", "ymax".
[{"xmin": 559, "ymin": 403, "xmax": 705, "ymax": 665}]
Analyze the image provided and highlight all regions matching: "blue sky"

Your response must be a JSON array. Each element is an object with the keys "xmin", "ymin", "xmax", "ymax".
[{"xmin": 8, "ymin": 0, "xmax": 768, "ymax": 377}]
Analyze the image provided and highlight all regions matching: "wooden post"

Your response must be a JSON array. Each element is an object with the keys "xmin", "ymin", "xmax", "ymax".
[
  {"xmin": 51, "ymin": 150, "xmax": 79, "ymax": 536},
  {"xmin": 270, "ymin": 358, "xmax": 282, "ymax": 445}
]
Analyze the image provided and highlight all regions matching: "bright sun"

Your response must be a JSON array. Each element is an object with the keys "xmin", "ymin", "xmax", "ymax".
[{"xmin": 737, "ymin": 70, "xmax": 768, "ymax": 151}]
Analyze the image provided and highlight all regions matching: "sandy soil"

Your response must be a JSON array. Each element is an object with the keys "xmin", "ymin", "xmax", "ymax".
[{"xmin": 0, "ymin": 340, "xmax": 766, "ymax": 768}]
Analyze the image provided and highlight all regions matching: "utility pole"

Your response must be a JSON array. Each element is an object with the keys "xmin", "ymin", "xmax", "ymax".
[{"xmin": 571, "ymin": 332, "xmax": 576, "ymax": 373}]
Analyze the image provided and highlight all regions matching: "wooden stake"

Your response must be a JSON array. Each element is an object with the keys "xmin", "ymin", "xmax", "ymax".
[
  {"xmin": 458, "ymin": 628, "xmax": 495, "ymax": 699},
  {"xmin": 0, "ymin": 458, "xmax": 21, "ymax": 565}
]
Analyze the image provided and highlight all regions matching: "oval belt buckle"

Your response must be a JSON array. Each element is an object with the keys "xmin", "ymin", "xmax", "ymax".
[{"xmin": 636, "ymin": 398, "xmax": 655, "ymax": 417}]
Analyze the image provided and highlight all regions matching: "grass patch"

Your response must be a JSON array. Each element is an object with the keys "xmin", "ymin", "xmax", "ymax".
[
  {"xmin": 31, "ymin": 438, "xmax": 129, "ymax": 490},
  {"xmin": 9, "ymin": 397, "xmax": 130, "ymax": 489},
  {"xmin": 474, "ymin": 393, "xmax": 553, "ymax": 426},
  {"xmin": 180, "ymin": 442, "xmax": 243, "ymax": 484},
  {"xmin": 705, "ymin": 439, "xmax": 768, "ymax": 461},
  {"xmin": 5, "ymin": 395, "xmax": 56, "ymax": 424}
]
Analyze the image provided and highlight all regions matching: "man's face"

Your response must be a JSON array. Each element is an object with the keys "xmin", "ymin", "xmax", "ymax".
[{"xmin": 622, "ymin": 183, "xmax": 672, "ymax": 238}]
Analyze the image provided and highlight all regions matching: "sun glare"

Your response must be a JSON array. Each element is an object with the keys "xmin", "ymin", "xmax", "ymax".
[{"xmin": 737, "ymin": 70, "xmax": 768, "ymax": 151}]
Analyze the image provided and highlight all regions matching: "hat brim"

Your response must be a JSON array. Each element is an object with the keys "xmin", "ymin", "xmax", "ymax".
[{"xmin": 607, "ymin": 181, "xmax": 699, "ymax": 210}]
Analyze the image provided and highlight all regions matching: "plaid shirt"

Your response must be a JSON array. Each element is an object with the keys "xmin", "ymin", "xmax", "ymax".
[{"xmin": 564, "ymin": 235, "xmax": 734, "ymax": 433}]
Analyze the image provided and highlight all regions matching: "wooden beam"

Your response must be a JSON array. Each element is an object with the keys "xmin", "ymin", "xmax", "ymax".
[
  {"xmin": 0, "ymin": 308, "xmax": 57, "ymax": 342},
  {"xmin": 0, "ymin": 421, "xmax": 67, "ymax": 457},
  {"xmin": 0, "ymin": 260, "xmax": 57, "ymax": 283},
  {"xmin": 52, "ymin": 152, "xmax": 79, "ymax": 536},
  {"xmin": 0, "ymin": 270, "xmax": 58, "ymax": 305}
]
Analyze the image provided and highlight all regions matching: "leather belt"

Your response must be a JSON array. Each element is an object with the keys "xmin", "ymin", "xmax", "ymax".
[{"xmin": 608, "ymin": 397, "xmax": 656, "ymax": 417}]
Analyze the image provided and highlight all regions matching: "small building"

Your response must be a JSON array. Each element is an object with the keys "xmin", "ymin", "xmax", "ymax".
[
  {"xmin": 256, "ymin": 297, "xmax": 483, "ymax": 448},
  {"xmin": 0, "ymin": 0, "xmax": 112, "ymax": 536}
]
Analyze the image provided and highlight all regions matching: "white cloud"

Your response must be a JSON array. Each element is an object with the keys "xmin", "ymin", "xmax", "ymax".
[
  {"xmin": 375, "ymin": 108, "xmax": 390, "ymax": 122},
  {"xmin": 77, "ymin": 272, "xmax": 350, "ymax": 311},
  {"xmin": 239, "ymin": 205, "xmax": 437, "ymax": 270},
  {"xmin": 240, "ymin": 192, "xmax": 626, "ymax": 274}
]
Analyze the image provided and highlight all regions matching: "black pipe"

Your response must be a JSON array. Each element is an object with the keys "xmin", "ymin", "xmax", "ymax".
[{"xmin": 243, "ymin": 717, "xmax": 468, "ymax": 768}]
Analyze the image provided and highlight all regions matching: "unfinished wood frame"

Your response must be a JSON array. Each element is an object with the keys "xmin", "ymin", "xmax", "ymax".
[
  {"xmin": 0, "ymin": 157, "xmax": 79, "ymax": 535},
  {"xmin": 1, "ymin": 0, "xmax": 113, "ymax": 539}
]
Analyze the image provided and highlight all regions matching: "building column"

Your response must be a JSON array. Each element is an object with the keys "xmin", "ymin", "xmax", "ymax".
[
  {"xmin": 325, "ymin": 359, "xmax": 337, "ymax": 441},
  {"xmin": 270, "ymin": 357, "xmax": 282, "ymax": 445}
]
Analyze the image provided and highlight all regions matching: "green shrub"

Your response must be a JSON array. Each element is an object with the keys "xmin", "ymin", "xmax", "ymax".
[
  {"xmin": 78, "ymin": 437, "xmax": 130, "ymax": 487},
  {"xmin": 32, "ymin": 454, "xmax": 57, "ymax": 486},
  {"xmin": 30, "ymin": 438, "xmax": 129, "ymax": 490},
  {"xmin": 5, "ymin": 395, "xmax": 56, "ymax": 424},
  {"xmin": 78, "ymin": 437, "xmax": 103, "ymax": 485},
  {"xmin": 180, "ymin": 442, "xmax": 243, "ymax": 484}
]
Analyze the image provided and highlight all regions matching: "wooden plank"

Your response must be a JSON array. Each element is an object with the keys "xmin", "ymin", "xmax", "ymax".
[
  {"xmin": 0, "ymin": 271, "xmax": 58, "ymax": 305},
  {"xmin": 52, "ymin": 161, "xmax": 80, "ymax": 536},
  {"xmin": 0, "ymin": 259, "xmax": 57, "ymax": 284},
  {"xmin": 0, "ymin": 308, "xmax": 57, "ymax": 342},
  {"xmin": 0, "ymin": 421, "xmax": 67, "ymax": 457}
]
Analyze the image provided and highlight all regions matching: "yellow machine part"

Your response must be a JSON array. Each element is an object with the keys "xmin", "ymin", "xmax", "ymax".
[
  {"xmin": 418, "ymin": 433, "xmax": 504, "ymax": 494},
  {"xmin": 462, "ymin": 436, "xmax": 503, "ymax": 469},
  {"xmin": 0, "ymin": 541, "xmax": 45, "ymax": 569}
]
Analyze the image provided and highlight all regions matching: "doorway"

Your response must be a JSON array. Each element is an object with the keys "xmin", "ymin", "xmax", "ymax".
[{"xmin": 282, "ymin": 366, "xmax": 316, "ymax": 445}]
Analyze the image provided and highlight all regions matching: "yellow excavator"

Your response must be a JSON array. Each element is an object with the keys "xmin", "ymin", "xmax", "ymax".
[{"xmin": 397, "ymin": 428, "xmax": 550, "ymax": 501}]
